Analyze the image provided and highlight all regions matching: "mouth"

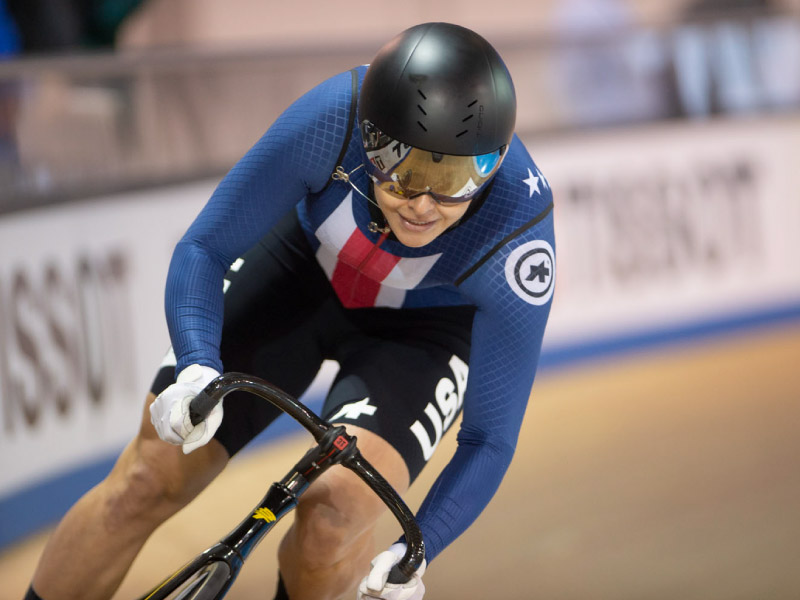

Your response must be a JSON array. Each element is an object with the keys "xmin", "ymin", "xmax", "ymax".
[{"xmin": 399, "ymin": 214, "xmax": 437, "ymax": 232}]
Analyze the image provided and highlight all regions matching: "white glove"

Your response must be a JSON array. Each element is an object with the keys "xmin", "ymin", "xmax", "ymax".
[
  {"xmin": 149, "ymin": 364, "xmax": 222, "ymax": 454},
  {"xmin": 357, "ymin": 543, "xmax": 426, "ymax": 600}
]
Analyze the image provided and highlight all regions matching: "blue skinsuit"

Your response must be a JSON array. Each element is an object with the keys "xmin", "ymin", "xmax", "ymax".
[{"xmin": 164, "ymin": 67, "xmax": 555, "ymax": 562}]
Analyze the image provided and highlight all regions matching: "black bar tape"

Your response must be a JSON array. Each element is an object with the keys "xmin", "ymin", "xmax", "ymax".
[{"xmin": 189, "ymin": 390, "xmax": 219, "ymax": 426}]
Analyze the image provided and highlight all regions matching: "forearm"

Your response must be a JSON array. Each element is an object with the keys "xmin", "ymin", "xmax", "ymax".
[
  {"xmin": 414, "ymin": 433, "xmax": 515, "ymax": 562},
  {"xmin": 165, "ymin": 239, "xmax": 228, "ymax": 373}
]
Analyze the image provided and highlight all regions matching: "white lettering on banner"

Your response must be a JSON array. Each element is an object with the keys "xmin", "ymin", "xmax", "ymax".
[
  {"xmin": 410, "ymin": 355, "xmax": 469, "ymax": 460},
  {"xmin": 0, "ymin": 251, "xmax": 137, "ymax": 435}
]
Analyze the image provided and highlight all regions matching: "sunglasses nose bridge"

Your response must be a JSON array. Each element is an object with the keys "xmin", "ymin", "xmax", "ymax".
[{"xmin": 407, "ymin": 192, "xmax": 438, "ymax": 211}]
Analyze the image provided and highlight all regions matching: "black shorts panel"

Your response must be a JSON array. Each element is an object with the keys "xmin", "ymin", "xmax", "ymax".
[
  {"xmin": 150, "ymin": 210, "xmax": 475, "ymax": 477},
  {"xmin": 322, "ymin": 339, "xmax": 470, "ymax": 482}
]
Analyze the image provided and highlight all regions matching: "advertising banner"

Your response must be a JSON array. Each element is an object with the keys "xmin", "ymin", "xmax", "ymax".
[
  {"xmin": 530, "ymin": 115, "xmax": 800, "ymax": 353},
  {"xmin": 2, "ymin": 115, "xmax": 799, "ymax": 547}
]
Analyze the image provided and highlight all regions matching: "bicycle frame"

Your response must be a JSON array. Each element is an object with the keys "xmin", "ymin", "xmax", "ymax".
[{"xmin": 139, "ymin": 373, "xmax": 424, "ymax": 600}]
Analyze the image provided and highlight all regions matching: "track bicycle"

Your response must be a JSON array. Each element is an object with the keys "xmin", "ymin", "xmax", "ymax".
[{"xmin": 138, "ymin": 372, "xmax": 424, "ymax": 600}]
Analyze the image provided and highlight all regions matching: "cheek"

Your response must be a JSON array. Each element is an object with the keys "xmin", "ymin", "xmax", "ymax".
[
  {"xmin": 440, "ymin": 206, "xmax": 470, "ymax": 223},
  {"xmin": 378, "ymin": 198, "xmax": 404, "ymax": 214}
]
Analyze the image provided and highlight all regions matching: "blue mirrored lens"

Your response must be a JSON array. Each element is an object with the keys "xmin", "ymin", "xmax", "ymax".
[{"xmin": 474, "ymin": 150, "xmax": 502, "ymax": 176}]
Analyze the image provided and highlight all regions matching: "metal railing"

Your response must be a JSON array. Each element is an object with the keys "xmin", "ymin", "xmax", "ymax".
[{"xmin": 0, "ymin": 7, "xmax": 797, "ymax": 212}]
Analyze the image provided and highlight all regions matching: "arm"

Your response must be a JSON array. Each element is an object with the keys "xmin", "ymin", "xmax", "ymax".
[
  {"xmin": 163, "ymin": 70, "xmax": 356, "ymax": 374},
  {"xmin": 415, "ymin": 214, "xmax": 556, "ymax": 562}
]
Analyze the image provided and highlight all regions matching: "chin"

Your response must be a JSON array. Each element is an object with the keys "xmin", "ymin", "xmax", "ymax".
[
  {"xmin": 396, "ymin": 236, "xmax": 429, "ymax": 248},
  {"xmin": 395, "ymin": 232, "xmax": 436, "ymax": 248}
]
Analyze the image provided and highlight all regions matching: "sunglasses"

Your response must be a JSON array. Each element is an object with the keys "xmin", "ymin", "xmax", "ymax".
[{"xmin": 360, "ymin": 120, "xmax": 507, "ymax": 205}]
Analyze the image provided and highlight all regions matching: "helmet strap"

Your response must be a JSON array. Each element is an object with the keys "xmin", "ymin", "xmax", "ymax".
[{"xmin": 331, "ymin": 165, "xmax": 391, "ymax": 234}]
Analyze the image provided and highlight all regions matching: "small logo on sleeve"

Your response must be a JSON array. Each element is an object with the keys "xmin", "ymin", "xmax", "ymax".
[{"xmin": 504, "ymin": 240, "xmax": 555, "ymax": 305}]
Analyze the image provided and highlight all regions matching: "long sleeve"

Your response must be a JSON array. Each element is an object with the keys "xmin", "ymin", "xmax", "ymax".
[
  {"xmin": 164, "ymin": 70, "xmax": 355, "ymax": 373},
  {"xmin": 413, "ymin": 206, "xmax": 555, "ymax": 562}
]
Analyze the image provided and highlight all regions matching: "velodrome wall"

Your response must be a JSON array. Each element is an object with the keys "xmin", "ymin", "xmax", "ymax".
[{"xmin": 1, "ymin": 114, "xmax": 799, "ymax": 547}]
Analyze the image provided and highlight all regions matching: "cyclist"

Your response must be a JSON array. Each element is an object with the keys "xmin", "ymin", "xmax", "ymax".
[{"xmin": 24, "ymin": 22, "xmax": 555, "ymax": 600}]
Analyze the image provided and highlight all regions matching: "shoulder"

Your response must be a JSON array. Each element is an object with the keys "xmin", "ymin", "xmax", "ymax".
[
  {"xmin": 453, "ymin": 135, "xmax": 555, "ymax": 304},
  {"xmin": 259, "ymin": 68, "xmax": 364, "ymax": 192},
  {"xmin": 459, "ymin": 135, "xmax": 553, "ymax": 240},
  {"xmin": 489, "ymin": 135, "xmax": 553, "ymax": 224},
  {"xmin": 455, "ymin": 135, "xmax": 554, "ymax": 267},
  {"xmin": 285, "ymin": 67, "xmax": 363, "ymax": 125},
  {"xmin": 485, "ymin": 135, "xmax": 553, "ymax": 244}
]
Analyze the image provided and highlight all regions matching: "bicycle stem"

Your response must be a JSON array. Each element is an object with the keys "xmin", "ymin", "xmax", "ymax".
[{"xmin": 220, "ymin": 428, "xmax": 353, "ymax": 561}]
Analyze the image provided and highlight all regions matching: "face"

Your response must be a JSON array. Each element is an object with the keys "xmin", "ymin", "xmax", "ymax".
[{"xmin": 373, "ymin": 187, "xmax": 472, "ymax": 247}]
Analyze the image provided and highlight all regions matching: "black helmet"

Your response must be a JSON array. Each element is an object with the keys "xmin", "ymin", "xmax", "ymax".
[{"xmin": 359, "ymin": 22, "xmax": 517, "ymax": 204}]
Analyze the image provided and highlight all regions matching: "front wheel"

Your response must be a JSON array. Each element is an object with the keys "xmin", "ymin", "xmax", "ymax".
[{"xmin": 143, "ymin": 560, "xmax": 231, "ymax": 600}]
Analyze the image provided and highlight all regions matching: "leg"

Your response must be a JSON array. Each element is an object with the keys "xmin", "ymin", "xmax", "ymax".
[
  {"xmin": 278, "ymin": 426, "xmax": 410, "ymax": 600},
  {"xmin": 274, "ymin": 310, "xmax": 474, "ymax": 600},
  {"xmin": 29, "ymin": 393, "xmax": 229, "ymax": 600}
]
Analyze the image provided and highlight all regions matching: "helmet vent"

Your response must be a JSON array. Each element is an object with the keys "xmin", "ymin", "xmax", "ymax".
[
  {"xmin": 455, "ymin": 100, "xmax": 479, "ymax": 138},
  {"xmin": 417, "ymin": 90, "xmax": 429, "ymax": 132}
]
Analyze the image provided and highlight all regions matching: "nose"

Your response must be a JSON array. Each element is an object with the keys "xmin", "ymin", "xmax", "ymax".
[{"xmin": 407, "ymin": 194, "xmax": 436, "ymax": 214}]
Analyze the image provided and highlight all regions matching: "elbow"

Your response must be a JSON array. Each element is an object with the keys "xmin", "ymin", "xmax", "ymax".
[{"xmin": 456, "ymin": 424, "xmax": 516, "ymax": 465}]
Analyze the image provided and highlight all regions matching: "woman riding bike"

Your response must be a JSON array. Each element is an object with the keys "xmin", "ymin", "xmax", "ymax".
[{"xmin": 25, "ymin": 22, "xmax": 555, "ymax": 600}]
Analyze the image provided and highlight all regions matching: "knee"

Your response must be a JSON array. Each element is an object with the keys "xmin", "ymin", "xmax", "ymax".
[
  {"xmin": 289, "ymin": 474, "xmax": 380, "ymax": 567},
  {"xmin": 100, "ymin": 439, "xmax": 212, "ymax": 532}
]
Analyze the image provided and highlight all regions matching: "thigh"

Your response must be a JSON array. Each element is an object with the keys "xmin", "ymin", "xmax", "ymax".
[{"xmin": 321, "ymin": 338, "xmax": 470, "ymax": 483}]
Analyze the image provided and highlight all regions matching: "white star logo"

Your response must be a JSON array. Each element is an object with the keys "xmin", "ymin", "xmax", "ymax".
[
  {"xmin": 329, "ymin": 397, "xmax": 377, "ymax": 421},
  {"xmin": 523, "ymin": 168, "xmax": 541, "ymax": 197}
]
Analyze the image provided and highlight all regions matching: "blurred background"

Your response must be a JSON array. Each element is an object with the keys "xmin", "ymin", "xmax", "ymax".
[{"xmin": 0, "ymin": 1, "xmax": 799, "ymax": 598}]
